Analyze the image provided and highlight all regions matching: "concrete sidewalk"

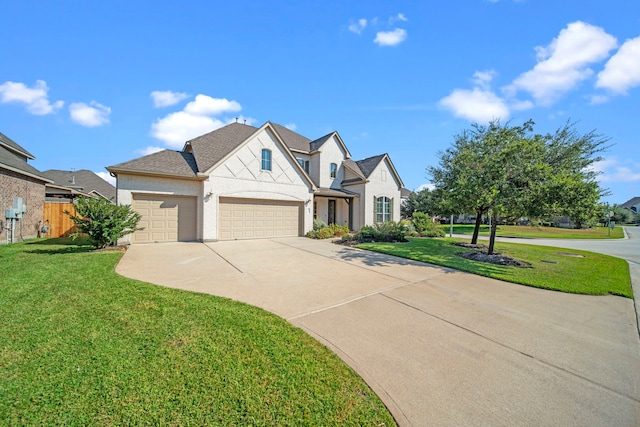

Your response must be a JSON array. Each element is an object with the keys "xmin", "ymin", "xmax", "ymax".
[{"xmin": 117, "ymin": 238, "xmax": 640, "ymax": 426}]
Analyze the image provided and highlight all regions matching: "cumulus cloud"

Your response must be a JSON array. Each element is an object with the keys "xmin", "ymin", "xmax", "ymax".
[
  {"xmin": 592, "ymin": 157, "xmax": 640, "ymax": 183},
  {"xmin": 284, "ymin": 123, "xmax": 297, "ymax": 130},
  {"xmin": 389, "ymin": 13, "xmax": 407, "ymax": 24},
  {"xmin": 0, "ymin": 80, "xmax": 63, "ymax": 115},
  {"xmin": 348, "ymin": 18, "xmax": 367, "ymax": 34},
  {"xmin": 136, "ymin": 146, "xmax": 165, "ymax": 156},
  {"xmin": 595, "ymin": 36, "xmax": 640, "ymax": 94},
  {"xmin": 151, "ymin": 90, "xmax": 189, "ymax": 108},
  {"xmin": 374, "ymin": 28, "xmax": 407, "ymax": 47},
  {"xmin": 416, "ymin": 183, "xmax": 435, "ymax": 191},
  {"xmin": 439, "ymin": 87, "xmax": 510, "ymax": 122},
  {"xmin": 506, "ymin": 21, "xmax": 617, "ymax": 105},
  {"xmin": 150, "ymin": 95, "xmax": 250, "ymax": 148},
  {"xmin": 69, "ymin": 101, "xmax": 111, "ymax": 127},
  {"xmin": 94, "ymin": 171, "xmax": 116, "ymax": 186}
]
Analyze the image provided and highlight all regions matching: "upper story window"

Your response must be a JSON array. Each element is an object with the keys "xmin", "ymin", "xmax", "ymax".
[
  {"xmin": 376, "ymin": 196, "xmax": 392, "ymax": 223},
  {"xmin": 297, "ymin": 158, "xmax": 310, "ymax": 173},
  {"xmin": 330, "ymin": 163, "xmax": 337, "ymax": 178},
  {"xmin": 261, "ymin": 149, "xmax": 272, "ymax": 171}
]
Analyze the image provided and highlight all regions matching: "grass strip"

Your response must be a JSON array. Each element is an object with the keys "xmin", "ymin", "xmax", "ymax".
[
  {"xmin": 440, "ymin": 224, "xmax": 624, "ymax": 239},
  {"xmin": 0, "ymin": 238, "xmax": 395, "ymax": 426},
  {"xmin": 357, "ymin": 237, "xmax": 631, "ymax": 298}
]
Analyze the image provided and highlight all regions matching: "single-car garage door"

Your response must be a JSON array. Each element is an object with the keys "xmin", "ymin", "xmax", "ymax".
[
  {"xmin": 132, "ymin": 194, "xmax": 197, "ymax": 243},
  {"xmin": 219, "ymin": 197, "xmax": 302, "ymax": 240}
]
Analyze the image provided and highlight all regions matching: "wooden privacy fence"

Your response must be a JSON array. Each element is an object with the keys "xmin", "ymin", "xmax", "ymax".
[{"xmin": 43, "ymin": 202, "xmax": 78, "ymax": 238}]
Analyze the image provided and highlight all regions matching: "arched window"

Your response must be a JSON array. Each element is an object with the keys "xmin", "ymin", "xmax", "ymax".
[
  {"xmin": 330, "ymin": 163, "xmax": 337, "ymax": 178},
  {"xmin": 376, "ymin": 196, "xmax": 392, "ymax": 223},
  {"xmin": 261, "ymin": 149, "xmax": 272, "ymax": 171}
]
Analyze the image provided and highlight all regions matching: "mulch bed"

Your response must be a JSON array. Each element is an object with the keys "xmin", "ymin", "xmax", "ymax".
[{"xmin": 454, "ymin": 242, "xmax": 530, "ymax": 267}]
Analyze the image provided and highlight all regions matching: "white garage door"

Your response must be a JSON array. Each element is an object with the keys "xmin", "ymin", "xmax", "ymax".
[
  {"xmin": 219, "ymin": 197, "xmax": 302, "ymax": 240},
  {"xmin": 132, "ymin": 194, "xmax": 197, "ymax": 243}
]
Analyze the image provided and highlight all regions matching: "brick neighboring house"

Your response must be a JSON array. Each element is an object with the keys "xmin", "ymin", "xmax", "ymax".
[{"xmin": 0, "ymin": 132, "xmax": 52, "ymax": 241}]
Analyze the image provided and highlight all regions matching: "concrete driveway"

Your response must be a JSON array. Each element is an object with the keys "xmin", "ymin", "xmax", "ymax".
[{"xmin": 116, "ymin": 238, "xmax": 640, "ymax": 426}]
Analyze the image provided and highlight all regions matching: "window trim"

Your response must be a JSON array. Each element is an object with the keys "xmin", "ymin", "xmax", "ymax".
[
  {"xmin": 375, "ymin": 196, "xmax": 392, "ymax": 223},
  {"xmin": 330, "ymin": 162, "xmax": 337, "ymax": 178},
  {"xmin": 261, "ymin": 149, "xmax": 272, "ymax": 171}
]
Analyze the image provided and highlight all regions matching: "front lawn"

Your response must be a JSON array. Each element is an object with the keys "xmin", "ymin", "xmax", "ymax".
[
  {"xmin": 357, "ymin": 238, "xmax": 632, "ymax": 298},
  {"xmin": 441, "ymin": 224, "xmax": 624, "ymax": 239},
  {"xmin": 0, "ymin": 238, "xmax": 395, "ymax": 426}
]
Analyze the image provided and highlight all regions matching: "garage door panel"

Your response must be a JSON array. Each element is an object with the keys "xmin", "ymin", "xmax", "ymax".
[
  {"xmin": 219, "ymin": 198, "xmax": 301, "ymax": 240},
  {"xmin": 132, "ymin": 194, "xmax": 197, "ymax": 243}
]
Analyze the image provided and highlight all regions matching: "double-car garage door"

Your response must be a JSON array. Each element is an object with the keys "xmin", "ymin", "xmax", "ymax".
[
  {"xmin": 219, "ymin": 197, "xmax": 302, "ymax": 240},
  {"xmin": 132, "ymin": 194, "xmax": 301, "ymax": 243}
]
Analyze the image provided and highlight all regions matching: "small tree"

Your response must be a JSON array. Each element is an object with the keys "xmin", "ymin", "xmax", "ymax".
[{"xmin": 66, "ymin": 197, "xmax": 142, "ymax": 248}]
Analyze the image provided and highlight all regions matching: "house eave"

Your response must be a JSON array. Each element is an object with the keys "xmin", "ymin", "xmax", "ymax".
[
  {"xmin": 106, "ymin": 168, "xmax": 207, "ymax": 181},
  {"xmin": 0, "ymin": 163, "xmax": 52, "ymax": 183}
]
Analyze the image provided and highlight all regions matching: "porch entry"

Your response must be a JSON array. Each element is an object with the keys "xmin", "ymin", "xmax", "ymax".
[{"xmin": 328, "ymin": 200, "xmax": 336, "ymax": 224}]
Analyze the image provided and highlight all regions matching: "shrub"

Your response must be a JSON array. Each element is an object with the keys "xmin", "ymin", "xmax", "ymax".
[
  {"xmin": 411, "ymin": 212, "xmax": 445, "ymax": 238},
  {"xmin": 313, "ymin": 218, "xmax": 327, "ymax": 231},
  {"xmin": 306, "ymin": 222, "xmax": 350, "ymax": 239},
  {"xmin": 66, "ymin": 196, "xmax": 142, "ymax": 248},
  {"xmin": 356, "ymin": 225, "xmax": 382, "ymax": 241}
]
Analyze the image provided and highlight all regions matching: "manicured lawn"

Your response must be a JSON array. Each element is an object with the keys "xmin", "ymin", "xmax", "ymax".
[
  {"xmin": 440, "ymin": 224, "xmax": 624, "ymax": 239},
  {"xmin": 0, "ymin": 238, "xmax": 395, "ymax": 426},
  {"xmin": 357, "ymin": 238, "xmax": 632, "ymax": 298}
]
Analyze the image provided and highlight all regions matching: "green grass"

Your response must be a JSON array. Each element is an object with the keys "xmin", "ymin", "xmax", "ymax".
[
  {"xmin": 440, "ymin": 224, "xmax": 624, "ymax": 239},
  {"xmin": 0, "ymin": 238, "xmax": 395, "ymax": 426},
  {"xmin": 357, "ymin": 237, "xmax": 632, "ymax": 298}
]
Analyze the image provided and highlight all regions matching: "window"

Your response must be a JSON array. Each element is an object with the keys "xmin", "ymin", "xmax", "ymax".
[
  {"xmin": 376, "ymin": 196, "xmax": 392, "ymax": 223},
  {"xmin": 297, "ymin": 158, "xmax": 310, "ymax": 173},
  {"xmin": 330, "ymin": 163, "xmax": 337, "ymax": 178},
  {"xmin": 261, "ymin": 149, "xmax": 272, "ymax": 171}
]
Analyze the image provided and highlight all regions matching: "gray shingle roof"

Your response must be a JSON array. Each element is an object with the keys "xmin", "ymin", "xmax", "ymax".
[
  {"xmin": 309, "ymin": 133, "xmax": 334, "ymax": 152},
  {"xmin": 186, "ymin": 122, "xmax": 258, "ymax": 172},
  {"xmin": 342, "ymin": 159, "xmax": 366, "ymax": 180},
  {"xmin": 41, "ymin": 169, "xmax": 116, "ymax": 200},
  {"xmin": 0, "ymin": 145, "xmax": 49, "ymax": 182},
  {"xmin": 355, "ymin": 154, "xmax": 386, "ymax": 178},
  {"xmin": 0, "ymin": 132, "xmax": 35, "ymax": 159},
  {"xmin": 270, "ymin": 122, "xmax": 311, "ymax": 152},
  {"xmin": 621, "ymin": 197, "xmax": 640, "ymax": 208},
  {"xmin": 401, "ymin": 187, "xmax": 413, "ymax": 198},
  {"xmin": 108, "ymin": 150, "xmax": 199, "ymax": 178}
]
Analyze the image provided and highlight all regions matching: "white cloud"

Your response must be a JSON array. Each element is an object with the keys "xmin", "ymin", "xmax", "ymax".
[
  {"xmin": 374, "ymin": 28, "xmax": 407, "ymax": 46},
  {"xmin": 69, "ymin": 101, "xmax": 111, "ymax": 127},
  {"xmin": 589, "ymin": 94, "xmax": 610, "ymax": 105},
  {"xmin": 284, "ymin": 123, "xmax": 297, "ymax": 130},
  {"xmin": 593, "ymin": 157, "xmax": 640, "ymax": 183},
  {"xmin": 136, "ymin": 146, "xmax": 165, "ymax": 156},
  {"xmin": 151, "ymin": 90, "xmax": 190, "ymax": 108},
  {"xmin": 506, "ymin": 21, "xmax": 617, "ymax": 105},
  {"xmin": 596, "ymin": 36, "xmax": 640, "ymax": 94},
  {"xmin": 472, "ymin": 70, "xmax": 497, "ymax": 89},
  {"xmin": 348, "ymin": 18, "xmax": 367, "ymax": 34},
  {"xmin": 416, "ymin": 183, "xmax": 435, "ymax": 191},
  {"xmin": 183, "ymin": 95, "xmax": 242, "ymax": 116},
  {"xmin": 439, "ymin": 87, "xmax": 510, "ymax": 123},
  {"xmin": 150, "ymin": 94, "xmax": 249, "ymax": 148},
  {"xmin": 94, "ymin": 171, "xmax": 116, "ymax": 186},
  {"xmin": 0, "ymin": 80, "xmax": 64, "ymax": 115},
  {"xmin": 389, "ymin": 13, "xmax": 407, "ymax": 24}
]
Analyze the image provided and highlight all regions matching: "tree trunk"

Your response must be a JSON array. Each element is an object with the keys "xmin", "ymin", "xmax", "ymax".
[
  {"xmin": 488, "ymin": 211, "xmax": 498, "ymax": 255},
  {"xmin": 471, "ymin": 209, "xmax": 484, "ymax": 244}
]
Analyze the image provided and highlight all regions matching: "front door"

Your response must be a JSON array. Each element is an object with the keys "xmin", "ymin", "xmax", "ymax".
[{"xmin": 328, "ymin": 199, "xmax": 336, "ymax": 224}]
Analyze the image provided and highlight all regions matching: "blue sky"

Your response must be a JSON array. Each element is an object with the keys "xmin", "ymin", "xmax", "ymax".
[{"xmin": 1, "ymin": 0, "xmax": 638, "ymax": 204}]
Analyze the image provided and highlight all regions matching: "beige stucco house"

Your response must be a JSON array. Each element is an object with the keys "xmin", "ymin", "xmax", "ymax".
[{"xmin": 107, "ymin": 121, "xmax": 404, "ymax": 243}]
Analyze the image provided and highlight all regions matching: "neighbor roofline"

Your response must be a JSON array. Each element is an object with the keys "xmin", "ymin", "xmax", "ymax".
[{"xmin": 0, "ymin": 162, "xmax": 52, "ymax": 183}]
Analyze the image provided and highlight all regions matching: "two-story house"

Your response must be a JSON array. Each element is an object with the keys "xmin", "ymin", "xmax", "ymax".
[{"xmin": 107, "ymin": 121, "xmax": 404, "ymax": 243}]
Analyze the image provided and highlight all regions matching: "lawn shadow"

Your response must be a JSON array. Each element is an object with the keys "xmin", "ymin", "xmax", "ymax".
[
  {"xmin": 333, "ymin": 245, "xmax": 458, "ymax": 275},
  {"xmin": 25, "ymin": 237, "xmax": 93, "ymax": 255}
]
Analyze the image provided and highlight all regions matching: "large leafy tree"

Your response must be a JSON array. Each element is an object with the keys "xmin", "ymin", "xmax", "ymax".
[
  {"xmin": 429, "ymin": 120, "xmax": 608, "ymax": 254},
  {"xmin": 66, "ymin": 197, "xmax": 142, "ymax": 248},
  {"xmin": 401, "ymin": 188, "xmax": 438, "ymax": 218}
]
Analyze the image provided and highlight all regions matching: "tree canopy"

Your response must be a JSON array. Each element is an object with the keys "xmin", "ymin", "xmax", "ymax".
[{"xmin": 428, "ymin": 120, "xmax": 609, "ymax": 254}]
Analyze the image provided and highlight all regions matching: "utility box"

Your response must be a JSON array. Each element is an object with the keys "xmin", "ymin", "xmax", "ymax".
[
  {"xmin": 13, "ymin": 197, "xmax": 25, "ymax": 218},
  {"xmin": 5, "ymin": 208, "xmax": 18, "ymax": 219}
]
